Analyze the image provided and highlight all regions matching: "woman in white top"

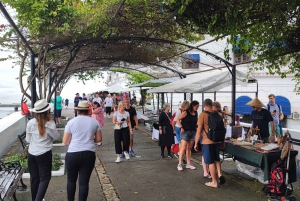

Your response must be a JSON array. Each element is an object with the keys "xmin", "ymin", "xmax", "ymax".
[
  {"xmin": 113, "ymin": 101, "xmax": 133, "ymax": 163},
  {"xmin": 104, "ymin": 94, "xmax": 113, "ymax": 118},
  {"xmin": 63, "ymin": 101, "xmax": 102, "ymax": 201},
  {"xmin": 26, "ymin": 99, "xmax": 60, "ymax": 201}
]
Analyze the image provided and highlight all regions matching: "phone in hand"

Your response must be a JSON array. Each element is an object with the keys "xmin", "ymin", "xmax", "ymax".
[
  {"xmin": 273, "ymin": 110, "xmax": 276, "ymax": 112},
  {"xmin": 121, "ymin": 118, "xmax": 125, "ymax": 121}
]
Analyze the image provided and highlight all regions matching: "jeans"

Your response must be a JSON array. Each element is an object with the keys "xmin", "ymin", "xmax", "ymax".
[
  {"xmin": 28, "ymin": 150, "xmax": 52, "ymax": 201},
  {"xmin": 66, "ymin": 151, "xmax": 96, "ymax": 201}
]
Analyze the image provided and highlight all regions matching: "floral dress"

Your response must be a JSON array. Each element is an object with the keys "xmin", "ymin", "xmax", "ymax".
[{"xmin": 92, "ymin": 107, "xmax": 105, "ymax": 127}]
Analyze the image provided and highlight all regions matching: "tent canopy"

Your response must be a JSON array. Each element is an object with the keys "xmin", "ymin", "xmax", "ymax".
[
  {"xmin": 101, "ymin": 84, "xmax": 125, "ymax": 93},
  {"xmin": 147, "ymin": 70, "xmax": 252, "ymax": 93},
  {"xmin": 130, "ymin": 77, "xmax": 181, "ymax": 88}
]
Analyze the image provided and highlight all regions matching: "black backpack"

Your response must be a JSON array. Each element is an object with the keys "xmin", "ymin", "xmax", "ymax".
[{"xmin": 204, "ymin": 111, "xmax": 226, "ymax": 142}]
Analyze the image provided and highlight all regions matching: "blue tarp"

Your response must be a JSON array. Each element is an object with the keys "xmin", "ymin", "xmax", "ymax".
[
  {"xmin": 274, "ymin": 96, "xmax": 291, "ymax": 115},
  {"xmin": 235, "ymin": 96, "xmax": 253, "ymax": 115},
  {"xmin": 235, "ymin": 95, "xmax": 291, "ymax": 115},
  {"xmin": 182, "ymin": 54, "xmax": 200, "ymax": 62}
]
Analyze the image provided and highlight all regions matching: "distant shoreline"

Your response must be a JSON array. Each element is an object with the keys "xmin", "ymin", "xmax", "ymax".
[{"xmin": 0, "ymin": 104, "xmax": 30, "ymax": 107}]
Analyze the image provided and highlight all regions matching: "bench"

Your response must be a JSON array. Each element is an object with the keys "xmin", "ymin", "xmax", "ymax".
[
  {"xmin": 18, "ymin": 132, "xmax": 28, "ymax": 150},
  {"xmin": 0, "ymin": 160, "xmax": 27, "ymax": 201}
]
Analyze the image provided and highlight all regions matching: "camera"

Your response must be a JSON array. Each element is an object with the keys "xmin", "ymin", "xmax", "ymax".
[{"xmin": 121, "ymin": 118, "xmax": 125, "ymax": 121}]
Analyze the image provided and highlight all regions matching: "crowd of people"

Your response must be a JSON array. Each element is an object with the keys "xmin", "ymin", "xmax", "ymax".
[{"xmin": 23, "ymin": 92, "xmax": 283, "ymax": 200}]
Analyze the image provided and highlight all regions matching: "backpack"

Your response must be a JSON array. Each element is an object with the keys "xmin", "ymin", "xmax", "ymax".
[
  {"xmin": 170, "ymin": 109, "xmax": 182, "ymax": 125},
  {"xmin": 263, "ymin": 159, "xmax": 287, "ymax": 196},
  {"xmin": 204, "ymin": 111, "xmax": 226, "ymax": 142}
]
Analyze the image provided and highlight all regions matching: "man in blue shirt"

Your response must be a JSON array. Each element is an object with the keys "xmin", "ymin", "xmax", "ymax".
[
  {"xmin": 247, "ymin": 97, "xmax": 275, "ymax": 143},
  {"xmin": 82, "ymin": 93, "xmax": 87, "ymax": 101},
  {"xmin": 266, "ymin": 94, "xmax": 284, "ymax": 136},
  {"xmin": 74, "ymin": 93, "xmax": 82, "ymax": 117}
]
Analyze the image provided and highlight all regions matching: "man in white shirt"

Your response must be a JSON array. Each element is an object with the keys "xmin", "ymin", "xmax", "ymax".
[
  {"xmin": 104, "ymin": 94, "xmax": 113, "ymax": 118},
  {"xmin": 93, "ymin": 93, "xmax": 102, "ymax": 107}
]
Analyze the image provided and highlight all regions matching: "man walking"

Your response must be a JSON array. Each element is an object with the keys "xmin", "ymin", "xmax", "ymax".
[
  {"xmin": 247, "ymin": 97, "xmax": 275, "ymax": 143},
  {"xmin": 74, "ymin": 93, "xmax": 82, "ymax": 117},
  {"xmin": 124, "ymin": 97, "xmax": 139, "ymax": 156},
  {"xmin": 266, "ymin": 94, "xmax": 284, "ymax": 137},
  {"xmin": 104, "ymin": 94, "xmax": 113, "ymax": 118}
]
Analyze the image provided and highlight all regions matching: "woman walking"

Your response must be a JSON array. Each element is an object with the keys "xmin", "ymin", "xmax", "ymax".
[
  {"xmin": 92, "ymin": 101, "xmax": 104, "ymax": 147},
  {"xmin": 26, "ymin": 99, "xmax": 60, "ymax": 201},
  {"xmin": 176, "ymin": 100, "xmax": 199, "ymax": 171},
  {"xmin": 63, "ymin": 101, "xmax": 102, "ymax": 201},
  {"xmin": 158, "ymin": 103, "xmax": 174, "ymax": 158},
  {"xmin": 113, "ymin": 101, "xmax": 133, "ymax": 163}
]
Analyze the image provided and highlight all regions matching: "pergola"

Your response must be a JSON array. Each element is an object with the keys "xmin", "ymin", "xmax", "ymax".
[{"xmin": 0, "ymin": 1, "xmax": 248, "ymax": 125}]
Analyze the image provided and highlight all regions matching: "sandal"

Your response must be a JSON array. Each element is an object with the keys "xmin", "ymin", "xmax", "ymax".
[
  {"xmin": 203, "ymin": 174, "xmax": 212, "ymax": 179},
  {"xmin": 219, "ymin": 176, "xmax": 226, "ymax": 185}
]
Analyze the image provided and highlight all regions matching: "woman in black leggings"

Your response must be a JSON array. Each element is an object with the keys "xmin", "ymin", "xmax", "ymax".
[{"xmin": 158, "ymin": 103, "xmax": 174, "ymax": 158}]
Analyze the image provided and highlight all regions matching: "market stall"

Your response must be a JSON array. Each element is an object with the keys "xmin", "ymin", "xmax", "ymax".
[{"xmin": 222, "ymin": 139, "xmax": 298, "ymax": 182}]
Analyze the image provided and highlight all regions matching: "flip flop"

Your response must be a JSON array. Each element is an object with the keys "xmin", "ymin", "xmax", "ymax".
[
  {"xmin": 203, "ymin": 174, "xmax": 212, "ymax": 179},
  {"xmin": 219, "ymin": 176, "xmax": 226, "ymax": 185},
  {"xmin": 205, "ymin": 182, "xmax": 219, "ymax": 188}
]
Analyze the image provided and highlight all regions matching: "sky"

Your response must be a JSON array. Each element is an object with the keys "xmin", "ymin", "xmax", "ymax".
[{"xmin": 0, "ymin": 51, "xmax": 111, "ymax": 104}]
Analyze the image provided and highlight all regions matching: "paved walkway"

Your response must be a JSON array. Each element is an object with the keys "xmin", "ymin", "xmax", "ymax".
[{"xmin": 7, "ymin": 106, "xmax": 299, "ymax": 200}]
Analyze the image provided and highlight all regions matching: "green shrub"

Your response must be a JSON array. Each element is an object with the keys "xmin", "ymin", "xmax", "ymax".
[
  {"xmin": 6, "ymin": 153, "xmax": 64, "ymax": 173},
  {"xmin": 53, "ymin": 137, "xmax": 63, "ymax": 144}
]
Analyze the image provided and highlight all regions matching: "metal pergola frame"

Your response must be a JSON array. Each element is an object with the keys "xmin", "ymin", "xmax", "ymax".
[{"xmin": 0, "ymin": 1, "xmax": 239, "ymax": 126}]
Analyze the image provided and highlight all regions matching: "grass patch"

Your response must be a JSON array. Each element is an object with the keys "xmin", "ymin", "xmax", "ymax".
[
  {"xmin": 6, "ymin": 153, "xmax": 64, "ymax": 173},
  {"xmin": 56, "ymin": 124, "xmax": 65, "ymax": 128},
  {"xmin": 53, "ymin": 137, "xmax": 63, "ymax": 144},
  {"xmin": 61, "ymin": 116, "xmax": 67, "ymax": 119}
]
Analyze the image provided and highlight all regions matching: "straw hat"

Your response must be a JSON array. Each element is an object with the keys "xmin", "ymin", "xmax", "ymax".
[
  {"xmin": 246, "ymin": 97, "xmax": 265, "ymax": 108},
  {"xmin": 75, "ymin": 101, "xmax": 89, "ymax": 110},
  {"xmin": 32, "ymin": 99, "xmax": 53, "ymax": 113}
]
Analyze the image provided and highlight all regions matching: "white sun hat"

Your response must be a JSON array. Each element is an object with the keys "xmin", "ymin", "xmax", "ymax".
[{"xmin": 32, "ymin": 99, "xmax": 53, "ymax": 113}]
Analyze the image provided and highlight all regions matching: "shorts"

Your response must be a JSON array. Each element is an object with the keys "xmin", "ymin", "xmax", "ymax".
[
  {"xmin": 180, "ymin": 131, "xmax": 196, "ymax": 142},
  {"xmin": 175, "ymin": 126, "xmax": 181, "ymax": 142},
  {"xmin": 54, "ymin": 109, "xmax": 62, "ymax": 117},
  {"xmin": 202, "ymin": 144, "xmax": 221, "ymax": 164},
  {"xmin": 269, "ymin": 125, "xmax": 281, "ymax": 137}
]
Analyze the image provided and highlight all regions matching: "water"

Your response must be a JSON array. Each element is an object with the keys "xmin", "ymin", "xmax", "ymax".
[{"xmin": 0, "ymin": 107, "xmax": 17, "ymax": 119}]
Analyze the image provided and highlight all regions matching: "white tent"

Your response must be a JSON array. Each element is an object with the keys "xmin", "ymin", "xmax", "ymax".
[
  {"xmin": 101, "ymin": 84, "xmax": 125, "ymax": 93},
  {"xmin": 147, "ymin": 70, "xmax": 251, "ymax": 93}
]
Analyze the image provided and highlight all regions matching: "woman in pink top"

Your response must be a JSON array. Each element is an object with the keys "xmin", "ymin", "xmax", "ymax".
[{"xmin": 92, "ymin": 101, "xmax": 104, "ymax": 147}]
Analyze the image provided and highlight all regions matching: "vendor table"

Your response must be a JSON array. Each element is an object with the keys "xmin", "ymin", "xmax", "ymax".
[{"xmin": 223, "ymin": 142, "xmax": 298, "ymax": 182}]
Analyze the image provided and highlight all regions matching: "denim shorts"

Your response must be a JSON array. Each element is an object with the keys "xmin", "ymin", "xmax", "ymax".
[
  {"xmin": 202, "ymin": 144, "xmax": 221, "ymax": 164},
  {"xmin": 175, "ymin": 126, "xmax": 181, "ymax": 142},
  {"xmin": 180, "ymin": 131, "xmax": 196, "ymax": 142}
]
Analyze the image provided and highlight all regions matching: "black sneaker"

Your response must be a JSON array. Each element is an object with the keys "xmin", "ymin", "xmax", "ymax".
[{"xmin": 182, "ymin": 159, "xmax": 187, "ymax": 165}]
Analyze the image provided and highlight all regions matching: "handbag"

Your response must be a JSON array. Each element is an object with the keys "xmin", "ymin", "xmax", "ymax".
[{"xmin": 114, "ymin": 124, "xmax": 122, "ymax": 130}]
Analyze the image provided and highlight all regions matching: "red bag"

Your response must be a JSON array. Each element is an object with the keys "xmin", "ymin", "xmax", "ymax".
[
  {"xmin": 171, "ymin": 144, "xmax": 179, "ymax": 153},
  {"xmin": 170, "ymin": 108, "xmax": 182, "ymax": 125}
]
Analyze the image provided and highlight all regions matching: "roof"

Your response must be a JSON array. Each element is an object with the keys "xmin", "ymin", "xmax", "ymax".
[
  {"xmin": 147, "ymin": 70, "xmax": 250, "ymax": 93},
  {"xmin": 130, "ymin": 77, "xmax": 181, "ymax": 88}
]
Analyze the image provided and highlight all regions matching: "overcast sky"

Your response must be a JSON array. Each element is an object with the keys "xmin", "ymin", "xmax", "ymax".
[{"xmin": 0, "ymin": 51, "xmax": 109, "ymax": 104}]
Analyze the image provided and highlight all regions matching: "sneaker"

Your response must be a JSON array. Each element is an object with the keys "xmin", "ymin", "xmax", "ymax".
[
  {"xmin": 186, "ymin": 164, "xmax": 196, "ymax": 170},
  {"xmin": 120, "ymin": 152, "xmax": 125, "ymax": 158},
  {"xmin": 115, "ymin": 157, "xmax": 121, "ymax": 163},
  {"xmin": 174, "ymin": 153, "xmax": 179, "ymax": 159},
  {"xmin": 95, "ymin": 142, "xmax": 102, "ymax": 147},
  {"xmin": 129, "ymin": 150, "xmax": 135, "ymax": 155},
  {"xmin": 124, "ymin": 152, "xmax": 130, "ymax": 159},
  {"xmin": 177, "ymin": 164, "xmax": 183, "ymax": 171},
  {"xmin": 167, "ymin": 154, "xmax": 173, "ymax": 158},
  {"xmin": 182, "ymin": 159, "xmax": 187, "ymax": 165}
]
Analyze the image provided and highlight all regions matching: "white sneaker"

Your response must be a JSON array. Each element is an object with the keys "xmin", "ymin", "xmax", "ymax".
[
  {"xmin": 124, "ymin": 152, "xmax": 130, "ymax": 159},
  {"xmin": 115, "ymin": 157, "xmax": 121, "ymax": 163}
]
